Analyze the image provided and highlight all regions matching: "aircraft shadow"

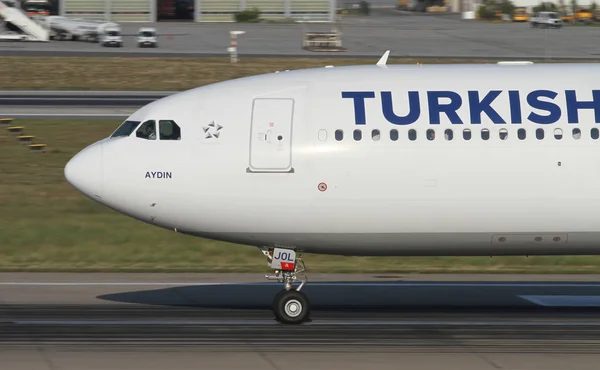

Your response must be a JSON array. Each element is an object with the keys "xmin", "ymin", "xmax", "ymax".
[{"xmin": 96, "ymin": 281, "xmax": 600, "ymax": 312}]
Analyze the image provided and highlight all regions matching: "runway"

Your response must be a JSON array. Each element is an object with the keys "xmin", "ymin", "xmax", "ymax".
[
  {"xmin": 2, "ymin": 273, "xmax": 600, "ymax": 369},
  {"xmin": 0, "ymin": 90, "xmax": 169, "ymax": 119},
  {"xmin": 0, "ymin": 90, "xmax": 171, "ymax": 106}
]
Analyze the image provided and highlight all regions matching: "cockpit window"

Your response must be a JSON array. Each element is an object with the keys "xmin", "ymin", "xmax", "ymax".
[
  {"xmin": 136, "ymin": 120, "xmax": 156, "ymax": 140},
  {"xmin": 159, "ymin": 120, "xmax": 181, "ymax": 140},
  {"xmin": 111, "ymin": 120, "xmax": 140, "ymax": 138}
]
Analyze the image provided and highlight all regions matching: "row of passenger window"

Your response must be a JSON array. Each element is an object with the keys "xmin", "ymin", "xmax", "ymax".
[
  {"xmin": 111, "ymin": 119, "xmax": 181, "ymax": 140},
  {"xmin": 334, "ymin": 127, "xmax": 600, "ymax": 142}
]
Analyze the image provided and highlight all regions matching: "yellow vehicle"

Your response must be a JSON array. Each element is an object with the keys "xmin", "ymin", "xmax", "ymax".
[
  {"xmin": 560, "ymin": 13, "xmax": 574, "ymax": 23},
  {"xmin": 513, "ymin": 7, "xmax": 529, "ymax": 21},
  {"xmin": 575, "ymin": 8, "xmax": 593, "ymax": 23}
]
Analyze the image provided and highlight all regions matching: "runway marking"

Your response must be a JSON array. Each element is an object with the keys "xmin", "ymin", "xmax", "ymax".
[
  {"xmin": 520, "ymin": 295, "xmax": 600, "ymax": 307},
  {"xmin": 10, "ymin": 320, "xmax": 600, "ymax": 327},
  {"xmin": 2, "ymin": 282, "xmax": 600, "ymax": 287}
]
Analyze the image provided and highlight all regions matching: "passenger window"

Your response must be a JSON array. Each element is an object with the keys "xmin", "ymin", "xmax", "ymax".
[
  {"xmin": 390, "ymin": 129, "xmax": 398, "ymax": 141},
  {"xmin": 372, "ymin": 129, "xmax": 380, "ymax": 141},
  {"xmin": 554, "ymin": 128, "xmax": 563, "ymax": 140},
  {"xmin": 408, "ymin": 129, "xmax": 417, "ymax": 141},
  {"xmin": 481, "ymin": 128, "xmax": 489, "ymax": 140},
  {"xmin": 592, "ymin": 128, "xmax": 599, "ymax": 140},
  {"xmin": 573, "ymin": 128, "xmax": 581, "ymax": 140},
  {"xmin": 136, "ymin": 120, "xmax": 156, "ymax": 140},
  {"xmin": 499, "ymin": 128, "xmax": 508, "ymax": 140},
  {"xmin": 517, "ymin": 128, "xmax": 526, "ymax": 140},
  {"xmin": 426, "ymin": 129, "xmax": 435, "ymax": 141},
  {"xmin": 353, "ymin": 129, "xmax": 362, "ymax": 141},
  {"xmin": 536, "ymin": 128, "xmax": 544, "ymax": 140},
  {"xmin": 463, "ymin": 129, "xmax": 471, "ymax": 140},
  {"xmin": 335, "ymin": 129, "xmax": 343, "ymax": 141},
  {"xmin": 159, "ymin": 120, "xmax": 181, "ymax": 140},
  {"xmin": 444, "ymin": 129, "xmax": 453, "ymax": 141}
]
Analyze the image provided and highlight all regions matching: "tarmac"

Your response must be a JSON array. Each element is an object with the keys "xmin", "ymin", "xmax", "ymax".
[
  {"xmin": 2, "ymin": 9, "xmax": 600, "ymax": 59},
  {"xmin": 0, "ymin": 90, "xmax": 161, "ymax": 119},
  {"xmin": 2, "ymin": 273, "xmax": 600, "ymax": 369}
]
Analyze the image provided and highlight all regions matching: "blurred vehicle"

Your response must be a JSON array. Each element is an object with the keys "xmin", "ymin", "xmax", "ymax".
[
  {"xmin": 513, "ymin": 7, "xmax": 529, "ymax": 22},
  {"xmin": 530, "ymin": 11, "xmax": 562, "ymax": 28},
  {"xmin": 22, "ymin": 0, "xmax": 49, "ymax": 17},
  {"xmin": 0, "ymin": 0, "xmax": 49, "ymax": 41},
  {"xmin": 575, "ymin": 8, "xmax": 593, "ymax": 24},
  {"xmin": 137, "ymin": 27, "xmax": 157, "ymax": 48},
  {"xmin": 44, "ymin": 16, "xmax": 120, "ymax": 43},
  {"xmin": 101, "ymin": 25, "xmax": 122, "ymax": 47}
]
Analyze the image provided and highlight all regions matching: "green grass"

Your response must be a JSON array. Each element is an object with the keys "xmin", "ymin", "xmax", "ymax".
[
  {"xmin": 0, "ymin": 56, "xmax": 599, "ymax": 91},
  {"xmin": 1, "ymin": 119, "xmax": 600, "ymax": 273}
]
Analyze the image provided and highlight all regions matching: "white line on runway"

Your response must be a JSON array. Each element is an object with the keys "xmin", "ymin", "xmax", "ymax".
[
  {"xmin": 519, "ymin": 295, "xmax": 600, "ymax": 307},
  {"xmin": 10, "ymin": 320, "xmax": 600, "ymax": 327},
  {"xmin": 2, "ymin": 282, "xmax": 600, "ymax": 287}
]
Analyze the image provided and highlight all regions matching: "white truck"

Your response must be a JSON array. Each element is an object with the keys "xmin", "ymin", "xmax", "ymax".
[
  {"xmin": 137, "ymin": 27, "xmax": 157, "ymax": 48},
  {"xmin": 100, "ymin": 24, "xmax": 122, "ymax": 47},
  {"xmin": 43, "ymin": 16, "xmax": 121, "ymax": 44},
  {"xmin": 530, "ymin": 11, "xmax": 563, "ymax": 28}
]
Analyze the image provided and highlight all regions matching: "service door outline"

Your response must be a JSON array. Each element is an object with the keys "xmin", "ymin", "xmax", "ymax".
[{"xmin": 248, "ymin": 98, "xmax": 295, "ymax": 173}]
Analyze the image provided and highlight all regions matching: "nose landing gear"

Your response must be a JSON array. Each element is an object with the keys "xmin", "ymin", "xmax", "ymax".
[{"xmin": 262, "ymin": 247, "xmax": 310, "ymax": 324}]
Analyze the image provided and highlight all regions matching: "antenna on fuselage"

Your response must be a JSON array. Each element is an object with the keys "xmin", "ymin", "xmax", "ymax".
[{"xmin": 376, "ymin": 50, "xmax": 390, "ymax": 66}]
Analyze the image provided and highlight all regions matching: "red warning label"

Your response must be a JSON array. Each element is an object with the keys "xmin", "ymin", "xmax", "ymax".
[{"xmin": 280, "ymin": 262, "xmax": 295, "ymax": 271}]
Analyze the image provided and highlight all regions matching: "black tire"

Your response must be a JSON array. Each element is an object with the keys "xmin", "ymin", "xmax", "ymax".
[{"xmin": 272, "ymin": 289, "xmax": 310, "ymax": 324}]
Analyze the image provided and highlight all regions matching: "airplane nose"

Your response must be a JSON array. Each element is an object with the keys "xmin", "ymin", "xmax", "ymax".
[{"xmin": 64, "ymin": 141, "xmax": 103, "ymax": 199}]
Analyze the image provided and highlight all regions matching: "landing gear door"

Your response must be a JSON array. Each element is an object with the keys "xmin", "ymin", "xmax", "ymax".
[{"xmin": 248, "ymin": 98, "xmax": 294, "ymax": 173}]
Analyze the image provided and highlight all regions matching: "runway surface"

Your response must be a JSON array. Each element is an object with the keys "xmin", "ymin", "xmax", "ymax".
[
  {"xmin": 0, "ymin": 90, "xmax": 170, "ymax": 119},
  {"xmin": 0, "ymin": 90, "xmax": 171, "ymax": 107},
  {"xmin": 2, "ymin": 273, "xmax": 600, "ymax": 369}
]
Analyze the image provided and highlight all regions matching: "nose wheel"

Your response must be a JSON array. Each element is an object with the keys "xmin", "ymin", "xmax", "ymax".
[
  {"xmin": 273, "ymin": 288, "xmax": 310, "ymax": 324},
  {"xmin": 262, "ymin": 247, "xmax": 311, "ymax": 324}
]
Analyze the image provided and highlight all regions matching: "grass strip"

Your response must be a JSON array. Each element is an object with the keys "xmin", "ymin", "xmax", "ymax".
[{"xmin": 0, "ymin": 56, "xmax": 598, "ymax": 91}]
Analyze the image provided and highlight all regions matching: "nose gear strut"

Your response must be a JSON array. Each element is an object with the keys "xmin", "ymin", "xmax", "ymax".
[{"xmin": 262, "ymin": 247, "xmax": 310, "ymax": 324}]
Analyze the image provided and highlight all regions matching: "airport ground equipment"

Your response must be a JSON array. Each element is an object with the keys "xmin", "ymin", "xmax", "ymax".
[
  {"xmin": 513, "ymin": 7, "xmax": 529, "ymax": 22},
  {"xmin": 530, "ymin": 11, "xmax": 563, "ymax": 28},
  {"xmin": 0, "ymin": 0, "xmax": 48, "ymax": 41},
  {"xmin": 43, "ymin": 16, "xmax": 120, "ymax": 43},
  {"xmin": 301, "ymin": 22, "xmax": 344, "ymax": 52},
  {"xmin": 99, "ymin": 23, "xmax": 122, "ymax": 47},
  {"xmin": 137, "ymin": 27, "xmax": 157, "ymax": 48}
]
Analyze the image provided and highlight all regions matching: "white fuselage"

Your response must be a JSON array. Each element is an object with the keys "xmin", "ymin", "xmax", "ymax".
[{"xmin": 65, "ymin": 63, "xmax": 600, "ymax": 256}]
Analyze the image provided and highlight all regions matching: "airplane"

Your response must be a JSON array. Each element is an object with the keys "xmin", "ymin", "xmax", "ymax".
[{"xmin": 65, "ymin": 51, "xmax": 600, "ymax": 324}]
